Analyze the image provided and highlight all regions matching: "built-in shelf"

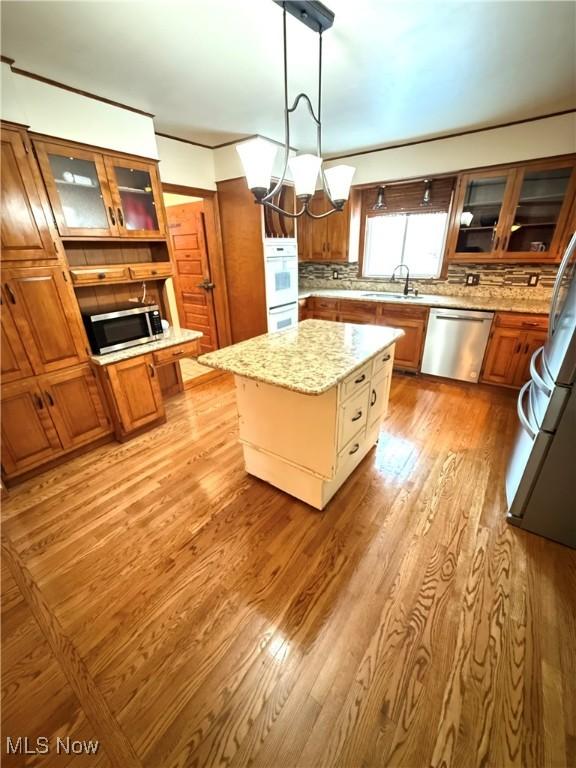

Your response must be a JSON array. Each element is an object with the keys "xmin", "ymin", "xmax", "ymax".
[
  {"xmin": 68, "ymin": 261, "xmax": 172, "ymax": 287},
  {"xmin": 55, "ymin": 179, "xmax": 98, "ymax": 188},
  {"xmin": 117, "ymin": 186, "xmax": 153, "ymax": 195}
]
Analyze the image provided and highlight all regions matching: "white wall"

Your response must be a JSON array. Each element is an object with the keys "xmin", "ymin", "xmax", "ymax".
[
  {"xmin": 156, "ymin": 135, "xmax": 216, "ymax": 190},
  {"xmin": 325, "ymin": 113, "xmax": 576, "ymax": 185},
  {"xmin": 0, "ymin": 62, "xmax": 158, "ymax": 158},
  {"xmin": 213, "ymin": 140, "xmax": 294, "ymax": 183}
]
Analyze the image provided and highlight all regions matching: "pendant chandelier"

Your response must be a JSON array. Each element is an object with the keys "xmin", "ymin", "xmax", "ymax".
[{"xmin": 236, "ymin": 0, "xmax": 355, "ymax": 219}]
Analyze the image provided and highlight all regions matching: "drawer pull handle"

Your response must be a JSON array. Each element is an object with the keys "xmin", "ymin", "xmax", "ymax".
[
  {"xmin": 33, "ymin": 394, "xmax": 44, "ymax": 410},
  {"xmin": 117, "ymin": 208, "xmax": 124, "ymax": 227},
  {"xmin": 381, "ymin": 354, "xmax": 391, "ymax": 363},
  {"xmin": 354, "ymin": 374, "xmax": 366, "ymax": 384},
  {"xmin": 44, "ymin": 391, "xmax": 54, "ymax": 407},
  {"xmin": 172, "ymin": 350, "xmax": 183, "ymax": 356},
  {"xmin": 370, "ymin": 389, "xmax": 377, "ymax": 406},
  {"xmin": 349, "ymin": 443, "xmax": 360, "ymax": 455},
  {"xmin": 352, "ymin": 410, "xmax": 363, "ymax": 422},
  {"xmin": 108, "ymin": 206, "xmax": 116, "ymax": 225},
  {"xmin": 149, "ymin": 364, "xmax": 155, "ymax": 378}
]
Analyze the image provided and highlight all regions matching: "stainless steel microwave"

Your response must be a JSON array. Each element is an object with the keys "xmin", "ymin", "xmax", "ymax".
[{"xmin": 82, "ymin": 303, "xmax": 164, "ymax": 355}]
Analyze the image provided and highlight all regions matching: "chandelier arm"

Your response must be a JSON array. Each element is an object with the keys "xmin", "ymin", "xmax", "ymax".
[
  {"xmin": 262, "ymin": 3, "xmax": 291, "ymax": 204},
  {"xmin": 287, "ymin": 93, "xmax": 320, "ymax": 124},
  {"xmin": 315, "ymin": 27, "xmax": 338, "ymax": 209},
  {"xmin": 260, "ymin": 200, "xmax": 309, "ymax": 219},
  {"xmin": 306, "ymin": 204, "xmax": 342, "ymax": 219}
]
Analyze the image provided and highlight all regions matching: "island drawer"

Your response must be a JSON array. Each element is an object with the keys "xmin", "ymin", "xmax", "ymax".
[
  {"xmin": 153, "ymin": 340, "xmax": 200, "ymax": 365},
  {"xmin": 336, "ymin": 426, "xmax": 367, "ymax": 474},
  {"xmin": 338, "ymin": 383, "xmax": 369, "ymax": 449},
  {"xmin": 372, "ymin": 347, "xmax": 394, "ymax": 377},
  {"xmin": 341, "ymin": 361, "xmax": 372, "ymax": 400}
]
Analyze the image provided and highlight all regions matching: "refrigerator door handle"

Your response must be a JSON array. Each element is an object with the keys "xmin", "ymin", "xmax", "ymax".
[
  {"xmin": 548, "ymin": 232, "xmax": 576, "ymax": 342},
  {"xmin": 529, "ymin": 346, "xmax": 552, "ymax": 397},
  {"xmin": 517, "ymin": 381, "xmax": 537, "ymax": 440}
]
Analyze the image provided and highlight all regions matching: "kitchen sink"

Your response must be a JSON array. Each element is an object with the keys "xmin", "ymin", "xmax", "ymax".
[{"xmin": 361, "ymin": 292, "xmax": 424, "ymax": 300}]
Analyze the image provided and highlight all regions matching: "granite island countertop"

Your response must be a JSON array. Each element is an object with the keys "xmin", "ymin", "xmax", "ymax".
[
  {"xmin": 91, "ymin": 328, "xmax": 203, "ymax": 366},
  {"xmin": 298, "ymin": 288, "xmax": 550, "ymax": 315},
  {"xmin": 198, "ymin": 319, "xmax": 404, "ymax": 395}
]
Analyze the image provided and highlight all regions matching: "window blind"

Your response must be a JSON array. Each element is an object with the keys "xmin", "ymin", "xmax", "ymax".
[{"xmin": 362, "ymin": 177, "xmax": 456, "ymax": 216}]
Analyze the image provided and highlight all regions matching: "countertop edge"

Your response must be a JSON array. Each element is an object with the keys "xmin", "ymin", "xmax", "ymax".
[
  {"xmin": 198, "ymin": 330, "xmax": 403, "ymax": 396},
  {"xmin": 298, "ymin": 289, "xmax": 550, "ymax": 315},
  {"xmin": 90, "ymin": 329, "xmax": 203, "ymax": 366}
]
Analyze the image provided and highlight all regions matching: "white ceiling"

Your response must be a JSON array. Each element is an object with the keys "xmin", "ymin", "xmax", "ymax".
[{"xmin": 1, "ymin": 0, "xmax": 575, "ymax": 156}]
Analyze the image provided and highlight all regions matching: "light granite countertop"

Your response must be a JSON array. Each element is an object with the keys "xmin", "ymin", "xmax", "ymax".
[
  {"xmin": 198, "ymin": 319, "xmax": 404, "ymax": 395},
  {"xmin": 91, "ymin": 328, "xmax": 203, "ymax": 366},
  {"xmin": 299, "ymin": 288, "xmax": 550, "ymax": 315}
]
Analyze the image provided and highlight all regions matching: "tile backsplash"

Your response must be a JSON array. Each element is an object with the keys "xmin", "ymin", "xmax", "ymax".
[{"xmin": 299, "ymin": 261, "xmax": 558, "ymax": 299}]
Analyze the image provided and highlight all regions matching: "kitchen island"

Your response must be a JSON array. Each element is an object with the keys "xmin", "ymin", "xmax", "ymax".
[{"xmin": 199, "ymin": 319, "xmax": 404, "ymax": 509}]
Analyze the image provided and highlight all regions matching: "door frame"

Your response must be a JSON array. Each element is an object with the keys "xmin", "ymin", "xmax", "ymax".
[{"xmin": 162, "ymin": 183, "xmax": 232, "ymax": 349}]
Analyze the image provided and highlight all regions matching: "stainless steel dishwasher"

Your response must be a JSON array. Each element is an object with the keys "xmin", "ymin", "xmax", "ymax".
[{"xmin": 421, "ymin": 308, "xmax": 494, "ymax": 383}]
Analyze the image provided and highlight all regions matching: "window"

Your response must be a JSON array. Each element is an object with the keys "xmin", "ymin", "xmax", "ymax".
[{"xmin": 363, "ymin": 211, "xmax": 449, "ymax": 279}]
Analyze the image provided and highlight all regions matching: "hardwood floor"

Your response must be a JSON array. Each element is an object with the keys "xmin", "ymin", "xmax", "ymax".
[{"xmin": 2, "ymin": 374, "xmax": 575, "ymax": 768}]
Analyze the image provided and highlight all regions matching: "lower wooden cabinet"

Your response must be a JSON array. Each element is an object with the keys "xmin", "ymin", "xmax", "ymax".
[
  {"xmin": 481, "ymin": 313, "xmax": 548, "ymax": 388},
  {"xmin": 1, "ymin": 364, "xmax": 111, "ymax": 478},
  {"xmin": 100, "ymin": 354, "xmax": 165, "ymax": 437},
  {"xmin": 378, "ymin": 313, "xmax": 427, "ymax": 371}
]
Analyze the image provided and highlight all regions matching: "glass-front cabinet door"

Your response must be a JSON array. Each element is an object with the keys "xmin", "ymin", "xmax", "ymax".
[
  {"xmin": 450, "ymin": 170, "xmax": 516, "ymax": 259},
  {"xmin": 501, "ymin": 161, "xmax": 576, "ymax": 261},
  {"xmin": 104, "ymin": 158, "xmax": 165, "ymax": 238},
  {"xmin": 34, "ymin": 142, "xmax": 119, "ymax": 237}
]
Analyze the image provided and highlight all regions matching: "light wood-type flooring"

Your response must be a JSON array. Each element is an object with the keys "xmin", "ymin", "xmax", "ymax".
[{"xmin": 2, "ymin": 374, "xmax": 575, "ymax": 768}]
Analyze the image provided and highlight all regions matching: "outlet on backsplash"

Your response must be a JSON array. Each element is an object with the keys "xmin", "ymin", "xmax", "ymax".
[
  {"xmin": 465, "ymin": 273, "xmax": 480, "ymax": 286},
  {"xmin": 528, "ymin": 274, "xmax": 539, "ymax": 287}
]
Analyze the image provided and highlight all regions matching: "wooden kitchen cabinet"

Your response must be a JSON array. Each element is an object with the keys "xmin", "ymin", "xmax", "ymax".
[
  {"xmin": 34, "ymin": 138, "xmax": 165, "ymax": 239},
  {"xmin": 0, "ymin": 124, "xmax": 58, "ymax": 262},
  {"xmin": 2, "ymin": 267, "xmax": 88, "ymax": 374},
  {"xmin": 297, "ymin": 189, "xmax": 361, "ymax": 262},
  {"xmin": 102, "ymin": 355, "xmax": 165, "ymax": 436},
  {"xmin": 1, "ymin": 378, "xmax": 62, "ymax": 476},
  {"xmin": 481, "ymin": 313, "xmax": 549, "ymax": 387},
  {"xmin": 446, "ymin": 159, "xmax": 576, "ymax": 264},
  {"xmin": 378, "ymin": 311, "xmax": 427, "ymax": 371},
  {"xmin": 41, "ymin": 365, "xmax": 111, "ymax": 450},
  {"xmin": 1, "ymin": 293, "xmax": 34, "ymax": 383}
]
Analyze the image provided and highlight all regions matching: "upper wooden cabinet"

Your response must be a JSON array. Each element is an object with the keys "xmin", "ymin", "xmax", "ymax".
[
  {"xmin": 33, "ymin": 139, "xmax": 165, "ymax": 239},
  {"xmin": 297, "ymin": 190, "xmax": 361, "ymax": 262},
  {"xmin": 0, "ymin": 125, "xmax": 58, "ymax": 262},
  {"xmin": 447, "ymin": 159, "xmax": 576, "ymax": 264},
  {"xmin": 2, "ymin": 267, "xmax": 88, "ymax": 375}
]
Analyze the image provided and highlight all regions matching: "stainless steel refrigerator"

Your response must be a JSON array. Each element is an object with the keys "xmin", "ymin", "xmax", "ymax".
[{"xmin": 506, "ymin": 232, "xmax": 576, "ymax": 548}]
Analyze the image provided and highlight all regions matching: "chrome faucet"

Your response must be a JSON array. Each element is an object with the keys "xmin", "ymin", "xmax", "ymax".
[{"xmin": 391, "ymin": 264, "xmax": 412, "ymax": 296}]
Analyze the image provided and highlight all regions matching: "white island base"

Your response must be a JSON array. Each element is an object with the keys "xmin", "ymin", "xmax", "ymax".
[{"xmin": 234, "ymin": 346, "xmax": 395, "ymax": 510}]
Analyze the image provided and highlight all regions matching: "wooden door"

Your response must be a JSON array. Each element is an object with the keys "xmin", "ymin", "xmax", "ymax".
[
  {"xmin": 1, "ymin": 379, "xmax": 62, "ymax": 476},
  {"xmin": 166, "ymin": 202, "xmax": 218, "ymax": 352},
  {"xmin": 481, "ymin": 327, "xmax": 522, "ymax": 386},
  {"xmin": 4, "ymin": 267, "xmax": 88, "ymax": 374},
  {"xmin": 446, "ymin": 169, "xmax": 516, "ymax": 261},
  {"xmin": 1, "ymin": 126, "xmax": 58, "ymax": 262},
  {"xmin": 106, "ymin": 355, "xmax": 165, "ymax": 433},
  {"xmin": 104, "ymin": 156, "xmax": 165, "ymax": 238},
  {"xmin": 379, "ymin": 315, "xmax": 426, "ymax": 371},
  {"xmin": 1, "ymin": 289, "xmax": 34, "ymax": 383},
  {"xmin": 33, "ymin": 140, "xmax": 118, "ymax": 237},
  {"xmin": 499, "ymin": 160, "xmax": 576, "ymax": 262},
  {"xmin": 41, "ymin": 365, "xmax": 111, "ymax": 450},
  {"xmin": 513, "ymin": 330, "xmax": 548, "ymax": 388}
]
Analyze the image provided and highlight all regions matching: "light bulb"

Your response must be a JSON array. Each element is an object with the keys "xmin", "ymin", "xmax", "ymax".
[
  {"xmin": 324, "ymin": 165, "xmax": 355, "ymax": 204},
  {"xmin": 288, "ymin": 154, "xmax": 322, "ymax": 198},
  {"xmin": 236, "ymin": 138, "xmax": 277, "ymax": 199}
]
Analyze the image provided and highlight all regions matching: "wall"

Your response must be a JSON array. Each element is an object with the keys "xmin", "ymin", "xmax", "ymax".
[
  {"xmin": 324, "ymin": 113, "xmax": 576, "ymax": 186},
  {"xmin": 163, "ymin": 192, "xmax": 204, "ymax": 207},
  {"xmin": 156, "ymin": 135, "xmax": 216, "ymax": 190},
  {"xmin": 213, "ymin": 140, "xmax": 294, "ymax": 183},
  {"xmin": 299, "ymin": 261, "xmax": 557, "ymax": 300},
  {"xmin": 0, "ymin": 62, "xmax": 158, "ymax": 157}
]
